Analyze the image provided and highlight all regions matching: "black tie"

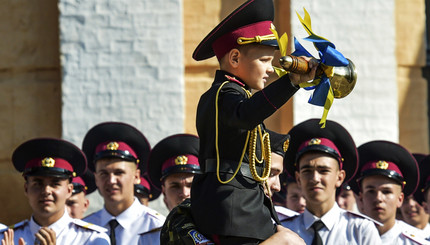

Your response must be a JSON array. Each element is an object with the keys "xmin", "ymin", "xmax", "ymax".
[
  {"xmin": 109, "ymin": 219, "xmax": 119, "ymax": 245},
  {"xmin": 311, "ymin": 220, "xmax": 324, "ymax": 245}
]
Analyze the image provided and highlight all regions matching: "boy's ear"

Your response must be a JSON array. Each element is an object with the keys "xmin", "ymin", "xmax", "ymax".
[{"xmin": 228, "ymin": 49, "xmax": 241, "ymax": 68}]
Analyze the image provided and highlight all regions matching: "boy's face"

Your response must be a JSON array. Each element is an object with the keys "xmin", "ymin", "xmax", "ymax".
[
  {"xmin": 235, "ymin": 45, "xmax": 275, "ymax": 91},
  {"xmin": 359, "ymin": 175, "xmax": 404, "ymax": 224},
  {"xmin": 296, "ymin": 152, "xmax": 345, "ymax": 208},
  {"xmin": 162, "ymin": 172, "xmax": 194, "ymax": 211},
  {"xmin": 265, "ymin": 153, "xmax": 283, "ymax": 196},
  {"xmin": 286, "ymin": 182, "xmax": 306, "ymax": 213},
  {"xmin": 336, "ymin": 188, "xmax": 356, "ymax": 211},
  {"xmin": 66, "ymin": 192, "xmax": 89, "ymax": 219},
  {"xmin": 95, "ymin": 158, "xmax": 140, "ymax": 206},
  {"xmin": 25, "ymin": 176, "xmax": 73, "ymax": 221},
  {"xmin": 400, "ymin": 195, "xmax": 429, "ymax": 228}
]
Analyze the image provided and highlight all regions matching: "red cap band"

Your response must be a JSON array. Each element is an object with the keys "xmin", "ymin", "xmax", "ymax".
[
  {"xmin": 25, "ymin": 157, "xmax": 74, "ymax": 172},
  {"xmin": 297, "ymin": 138, "xmax": 343, "ymax": 169},
  {"xmin": 212, "ymin": 20, "xmax": 274, "ymax": 60},
  {"xmin": 95, "ymin": 141, "xmax": 138, "ymax": 159},
  {"xmin": 161, "ymin": 154, "xmax": 200, "ymax": 172},
  {"xmin": 361, "ymin": 160, "xmax": 404, "ymax": 178}
]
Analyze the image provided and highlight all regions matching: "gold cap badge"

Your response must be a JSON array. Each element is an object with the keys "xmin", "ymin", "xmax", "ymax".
[
  {"xmin": 308, "ymin": 138, "xmax": 321, "ymax": 146},
  {"xmin": 41, "ymin": 157, "xmax": 55, "ymax": 167},
  {"xmin": 175, "ymin": 155, "xmax": 188, "ymax": 165},
  {"xmin": 106, "ymin": 142, "xmax": 119, "ymax": 151},
  {"xmin": 283, "ymin": 138, "xmax": 290, "ymax": 152},
  {"xmin": 376, "ymin": 160, "xmax": 389, "ymax": 170}
]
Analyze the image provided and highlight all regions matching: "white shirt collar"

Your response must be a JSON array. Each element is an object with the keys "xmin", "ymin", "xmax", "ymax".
[
  {"xmin": 100, "ymin": 198, "xmax": 143, "ymax": 230},
  {"xmin": 303, "ymin": 203, "xmax": 340, "ymax": 231},
  {"xmin": 29, "ymin": 209, "xmax": 71, "ymax": 237}
]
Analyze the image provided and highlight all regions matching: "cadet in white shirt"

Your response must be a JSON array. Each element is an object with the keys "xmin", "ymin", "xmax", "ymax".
[
  {"xmin": 281, "ymin": 119, "xmax": 382, "ymax": 245},
  {"xmin": 349, "ymin": 140, "xmax": 429, "ymax": 245},
  {"xmin": 147, "ymin": 134, "xmax": 202, "ymax": 211},
  {"xmin": 0, "ymin": 138, "xmax": 110, "ymax": 245},
  {"xmin": 82, "ymin": 122, "xmax": 165, "ymax": 245}
]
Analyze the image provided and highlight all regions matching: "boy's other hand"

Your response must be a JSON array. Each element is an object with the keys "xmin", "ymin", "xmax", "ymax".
[{"xmin": 288, "ymin": 56, "xmax": 318, "ymax": 86}]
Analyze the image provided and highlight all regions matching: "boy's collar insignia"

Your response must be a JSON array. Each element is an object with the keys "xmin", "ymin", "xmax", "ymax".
[{"xmin": 225, "ymin": 75, "xmax": 245, "ymax": 86}]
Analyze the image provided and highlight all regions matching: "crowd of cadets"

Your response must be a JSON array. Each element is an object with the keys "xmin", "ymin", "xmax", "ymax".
[{"xmin": 1, "ymin": 0, "xmax": 430, "ymax": 244}]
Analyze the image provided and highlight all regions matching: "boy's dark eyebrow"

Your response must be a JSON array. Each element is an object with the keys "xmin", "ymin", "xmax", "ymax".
[{"xmin": 299, "ymin": 164, "xmax": 331, "ymax": 170}]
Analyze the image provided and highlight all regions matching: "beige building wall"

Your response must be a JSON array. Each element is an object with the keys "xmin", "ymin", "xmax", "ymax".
[
  {"xmin": 0, "ymin": 0, "xmax": 61, "ymax": 225},
  {"xmin": 396, "ymin": 0, "xmax": 429, "ymax": 154}
]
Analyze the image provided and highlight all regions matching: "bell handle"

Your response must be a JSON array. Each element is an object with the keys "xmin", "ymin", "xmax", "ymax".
[{"xmin": 279, "ymin": 55, "xmax": 324, "ymax": 76}]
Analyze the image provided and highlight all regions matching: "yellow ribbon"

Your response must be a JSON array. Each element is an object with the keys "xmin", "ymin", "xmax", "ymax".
[{"xmin": 271, "ymin": 26, "xmax": 289, "ymax": 77}]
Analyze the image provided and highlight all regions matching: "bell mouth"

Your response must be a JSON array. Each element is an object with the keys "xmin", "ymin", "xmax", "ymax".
[{"xmin": 331, "ymin": 58, "xmax": 357, "ymax": 99}]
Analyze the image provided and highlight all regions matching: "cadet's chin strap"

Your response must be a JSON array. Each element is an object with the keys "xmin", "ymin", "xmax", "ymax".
[{"xmin": 214, "ymin": 81, "xmax": 271, "ymax": 184}]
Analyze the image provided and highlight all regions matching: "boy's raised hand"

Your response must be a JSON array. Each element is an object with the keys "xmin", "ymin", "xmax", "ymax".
[{"xmin": 287, "ymin": 56, "xmax": 318, "ymax": 86}]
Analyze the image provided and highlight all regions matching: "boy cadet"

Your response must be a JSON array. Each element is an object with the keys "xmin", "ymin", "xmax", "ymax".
[
  {"xmin": 281, "ymin": 119, "xmax": 382, "ymax": 244},
  {"xmin": 190, "ymin": 0, "xmax": 317, "ymax": 243},
  {"xmin": 67, "ymin": 170, "xmax": 96, "ymax": 219},
  {"xmin": 349, "ymin": 140, "xmax": 429, "ymax": 244},
  {"xmin": 82, "ymin": 122, "xmax": 165, "ymax": 245},
  {"xmin": 400, "ymin": 154, "xmax": 430, "ymax": 232},
  {"xmin": 147, "ymin": 134, "xmax": 201, "ymax": 211},
  {"xmin": 1, "ymin": 138, "xmax": 109, "ymax": 244}
]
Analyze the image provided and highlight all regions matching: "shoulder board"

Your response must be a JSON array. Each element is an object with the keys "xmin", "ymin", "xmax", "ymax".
[
  {"xmin": 139, "ymin": 227, "xmax": 162, "ymax": 236},
  {"xmin": 402, "ymin": 230, "xmax": 430, "ymax": 245},
  {"xmin": 8, "ymin": 220, "xmax": 28, "ymax": 231},
  {"xmin": 146, "ymin": 208, "xmax": 165, "ymax": 220},
  {"xmin": 281, "ymin": 214, "xmax": 300, "ymax": 223},
  {"xmin": 72, "ymin": 219, "xmax": 108, "ymax": 233},
  {"xmin": 346, "ymin": 210, "xmax": 383, "ymax": 226}
]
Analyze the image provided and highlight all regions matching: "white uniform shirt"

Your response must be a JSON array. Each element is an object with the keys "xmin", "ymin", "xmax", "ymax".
[
  {"xmin": 0, "ymin": 211, "xmax": 109, "ymax": 244},
  {"xmin": 0, "ymin": 224, "xmax": 6, "ymax": 230},
  {"xmin": 281, "ymin": 203, "xmax": 381, "ymax": 245},
  {"xmin": 421, "ymin": 223, "xmax": 430, "ymax": 241},
  {"xmin": 274, "ymin": 205, "xmax": 299, "ymax": 223},
  {"xmin": 381, "ymin": 220, "xmax": 430, "ymax": 245},
  {"xmin": 84, "ymin": 198, "xmax": 165, "ymax": 245}
]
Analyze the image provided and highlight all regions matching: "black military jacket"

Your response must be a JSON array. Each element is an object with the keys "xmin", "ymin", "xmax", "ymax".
[{"xmin": 191, "ymin": 70, "xmax": 298, "ymax": 241}]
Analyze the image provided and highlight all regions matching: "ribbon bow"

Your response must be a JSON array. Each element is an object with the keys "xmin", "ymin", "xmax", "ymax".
[{"xmin": 272, "ymin": 8, "xmax": 349, "ymax": 128}]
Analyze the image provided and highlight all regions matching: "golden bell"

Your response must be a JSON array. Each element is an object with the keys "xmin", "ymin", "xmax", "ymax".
[{"xmin": 279, "ymin": 55, "xmax": 357, "ymax": 99}]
